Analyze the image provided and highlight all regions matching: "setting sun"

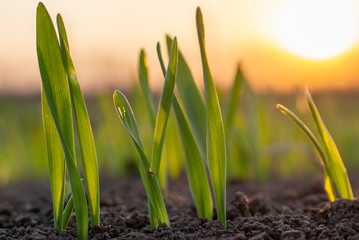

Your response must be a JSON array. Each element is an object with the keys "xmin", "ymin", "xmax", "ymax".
[{"xmin": 272, "ymin": 0, "xmax": 359, "ymax": 60}]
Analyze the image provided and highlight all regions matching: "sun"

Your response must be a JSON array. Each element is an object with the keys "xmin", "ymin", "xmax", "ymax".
[{"xmin": 272, "ymin": 0, "xmax": 359, "ymax": 60}]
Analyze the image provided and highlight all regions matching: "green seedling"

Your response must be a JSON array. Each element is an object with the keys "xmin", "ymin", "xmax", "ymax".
[
  {"xmin": 196, "ymin": 7, "xmax": 227, "ymax": 229},
  {"xmin": 157, "ymin": 42, "xmax": 213, "ymax": 220},
  {"xmin": 114, "ymin": 37, "xmax": 178, "ymax": 228},
  {"xmin": 277, "ymin": 89, "xmax": 353, "ymax": 201},
  {"xmin": 37, "ymin": 3, "xmax": 100, "ymax": 239},
  {"xmin": 157, "ymin": 7, "xmax": 227, "ymax": 227}
]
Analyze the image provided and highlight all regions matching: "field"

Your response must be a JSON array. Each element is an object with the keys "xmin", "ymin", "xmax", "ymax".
[
  {"xmin": 2, "ymin": 88, "xmax": 359, "ymax": 239},
  {"xmin": 1, "ymin": 88, "xmax": 359, "ymax": 186},
  {"xmin": 2, "ymin": 4, "xmax": 359, "ymax": 238}
]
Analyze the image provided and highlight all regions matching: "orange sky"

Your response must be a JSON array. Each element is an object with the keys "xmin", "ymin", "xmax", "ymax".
[{"xmin": 1, "ymin": 0, "xmax": 359, "ymax": 95}]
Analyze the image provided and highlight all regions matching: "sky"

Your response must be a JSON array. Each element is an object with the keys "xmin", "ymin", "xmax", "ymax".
[{"xmin": 1, "ymin": 0, "xmax": 359, "ymax": 95}]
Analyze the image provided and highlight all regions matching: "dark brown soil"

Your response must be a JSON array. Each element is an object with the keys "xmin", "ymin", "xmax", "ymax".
[{"xmin": 1, "ymin": 175, "xmax": 359, "ymax": 239}]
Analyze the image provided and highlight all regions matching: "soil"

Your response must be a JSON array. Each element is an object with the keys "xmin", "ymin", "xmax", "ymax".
[{"xmin": 1, "ymin": 174, "xmax": 359, "ymax": 240}]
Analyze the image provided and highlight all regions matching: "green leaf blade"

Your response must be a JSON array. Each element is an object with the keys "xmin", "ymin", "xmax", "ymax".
[
  {"xmin": 165, "ymin": 35, "xmax": 206, "ymax": 159},
  {"xmin": 173, "ymin": 97, "xmax": 213, "ymax": 219},
  {"xmin": 305, "ymin": 90, "xmax": 353, "ymax": 199},
  {"xmin": 224, "ymin": 66, "xmax": 243, "ymax": 136},
  {"xmin": 62, "ymin": 194, "xmax": 74, "ymax": 229},
  {"xmin": 324, "ymin": 170, "xmax": 336, "ymax": 202},
  {"xmin": 151, "ymin": 37, "xmax": 178, "ymax": 176},
  {"xmin": 140, "ymin": 46, "xmax": 168, "ymax": 189},
  {"xmin": 139, "ymin": 49, "xmax": 157, "ymax": 128},
  {"xmin": 196, "ymin": 7, "xmax": 227, "ymax": 229},
  {"xmin": 64, "ymin": 153, "xmax": 89, "ymax": 240},
  {"xmin": 57, "ymin": 14, "xmax": 100, "ymax": 226},
  {"xmin": 36, "ymin": 3, "xmax": 75, "ymax": 162},
  {"xmin": 42, "ymin": 88, "xmax": 65, "ymax": 231}
]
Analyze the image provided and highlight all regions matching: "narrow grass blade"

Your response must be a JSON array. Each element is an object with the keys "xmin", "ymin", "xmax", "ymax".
[
  {"xmin": 157, "ymin": 43, "xmax": 212, "ymax": 218},
  {"xmin": 137, "ymin": 156, "xmax": 166, "ymax": 228},
  {"xmin": 324, "ymin": 170, "xmax": 336, "ymax": 202},
  {"xmin": 305, "ymin": 89, "xmax": 353, "ymax": 199},
  {"xmin": 62, "ymin": 195, "xmax": 74, "ymax": 228},
  {"xmin": 139, "ymin": 47, "xmax": 167, "ymax": 189},
  {"xmin": 113, "ymin": 90, "xmax": 169, "ymax": 227},
  {"xmin": 224, "ymin": 66, "xmax": 243, "ymax": 136},
  {"xmin": 139, "ymin": 49, "xmax": 156, "ymax": 128},
  {"xmin": 36, "ymin": 2, "xmax": 76, "ymax": 169},
  {"xmin": 165, "ymin": 35, "xmax": 206, "ymax": 159},
  {"xmin": 173, "ymin": 97, "xmax": 213, "ymax": 219},
  {"xmin": 196, "ymin": 7, "xmax": 227, "ymax": 229},
  {"xmin": 241, "ymin": 78, "xmax": 263, "ymax": 180},
  {"xmin": 157, "ymin": 42, "xmax": 185, "ymax": 180},
  {"xmin": 276, "ymin": 104, "xmax": 336, "ymax": 201},
  {"xmin": 156, "ymin": 42, "xmax": 166, "ymax": 75},
  {"xmin": 36, "ymin": 4, "xmax": 88, "ymax": 239},
  {"xmin": 164, "ymin": 113, "xmax": 184, "ymax": 179},
  {"xmin": 223, "ymin": 66, "xmax": 243, "ymax": 179},
  {"xmin": 57, "ymin": 14, "xmax": 100, "ymax": 226},
  {"xmin": 41, "ymin": 88, "xmax": 65, "ymax": 231},
  {"xmin": 151, "ymin": 37, "xmax": 178, "ymax": 176}
]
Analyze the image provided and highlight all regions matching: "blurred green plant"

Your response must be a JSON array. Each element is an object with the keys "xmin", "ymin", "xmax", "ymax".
[{"xmin": 277, "ymin": 89, "xmax": 353, "ymax": 201}]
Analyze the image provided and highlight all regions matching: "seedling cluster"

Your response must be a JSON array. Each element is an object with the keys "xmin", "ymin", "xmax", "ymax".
[
  {"xmin": 34, "ymin": 2, "xmax": 354, "ymax": 239},
  {"xmin": 37, "ymin": 3, "xmax": 99, "ymax": 240},
  {"xmin": 114, "ymin": 7, "xmax": 227, "ymax": 229}
]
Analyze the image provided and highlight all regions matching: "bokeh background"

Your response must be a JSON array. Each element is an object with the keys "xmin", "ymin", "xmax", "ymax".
[{"xmin": 2, "ymin": 0, "xmax": 359, "ymax": 185}]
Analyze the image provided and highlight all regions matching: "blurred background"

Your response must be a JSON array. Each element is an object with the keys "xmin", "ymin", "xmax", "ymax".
[{"xmin": 1, "ymin": 0, "xmax": 359, "ymax": 185}]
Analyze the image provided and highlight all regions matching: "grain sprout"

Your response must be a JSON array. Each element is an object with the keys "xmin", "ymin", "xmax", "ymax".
[
  {"xmin": 36, "ymin": 3, "xmax": 99, "ymax": 239},
  {"xmin": 277, "ymin": 89, "xmax": 353, "ymax": 201}
]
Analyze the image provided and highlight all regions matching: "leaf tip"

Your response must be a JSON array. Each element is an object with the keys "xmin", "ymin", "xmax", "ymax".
[
  {"xmin": 139, "ymin": 49, "xmax": 147, "ymax": 66},
  {"xmin": 37, "ymin": 2, "xmax": 45, "ymax": 9},
  {"xmin": 305, "ymin": 87, "xmax": 313, "ymax": 102},
  {"xmin": 56, "ymin": 14, "xmax": 63, "ymax": 35},
  {"xmin": 113, "ymin": 89, "xmax": 120, "ymax": 98},
  {"xmin": 165, "ymin": 34, "xmax": 172, "ymax": 41},
  {"xmin": 276, "ymin": 104, "xmax": 288, "ymax": 115},
  {"xmin": 172, "ymin": 36, "xmax": 178, "ymax": 48},
  {"xmin": 36, "ymin": 2, "xmax": 48, "ymax": 20},
  {"xmin": 196, "ymin": 7, "xmax": 204, "ymax": 39},
  {"xmin": 156, "ymin": 41, "xmax": 161, "ymax": 51},
  {"xmin": 165, "ymin": 35, "xmax": 173, "ymax": 52}
]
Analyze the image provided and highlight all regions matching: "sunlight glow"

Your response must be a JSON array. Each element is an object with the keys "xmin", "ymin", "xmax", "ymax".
[{"xmin": 272, "ymin": 0, "xmax": 358, "ymax": 60}]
